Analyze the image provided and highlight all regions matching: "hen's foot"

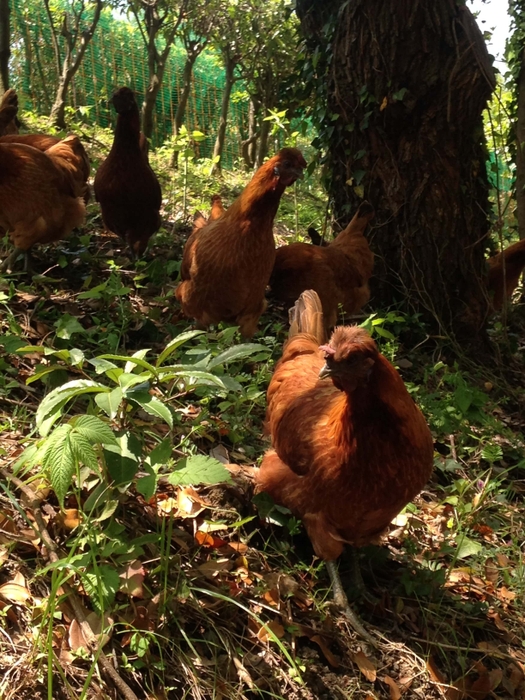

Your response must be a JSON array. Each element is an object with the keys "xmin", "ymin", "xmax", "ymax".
[
  {"xmin": 0, "ymin": 247, "xmax": 25, "ymax": 273},
  {"xmin": 326, "ymin": 560, "xmax": 377, "ymax": 647}
]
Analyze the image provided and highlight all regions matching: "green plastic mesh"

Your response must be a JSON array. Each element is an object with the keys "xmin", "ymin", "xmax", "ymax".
[{"xmin": 11, "ymin": 5, "xmax": 248, "ymax": 168}]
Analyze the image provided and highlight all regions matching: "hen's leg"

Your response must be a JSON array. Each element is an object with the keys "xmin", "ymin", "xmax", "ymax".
[
  {"xmin": 0, "ymin": 247, "xmax": 25, "ymax": 273},
  {"xmin": 344, "ymin": 546, "xmax": 379, "ymax": 605},
  {"xmin": 326, "ymin": 560, "xmax": 377, "ymax": 646}
]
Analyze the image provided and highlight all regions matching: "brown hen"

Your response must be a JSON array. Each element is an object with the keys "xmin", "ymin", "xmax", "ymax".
[
  {"xmin": 0, "ymin": 133, "xmax": 91, "ymax": 203},
  {"xmin": 256, "ymin": 289, "xmax": 433, "ymax": 640},
  {"xmin": 176, "ymin": 147, "xmax": 306, "ymax": 338},
  {"xmin": 0, "ymin": 89, "xmax": 19, "ymax": 135},
  {"xmin": 270, "ymin": 202, "xmax": 375, "ymax": 330},
  {"xmin": 487, "ymin": 238, "xmax": 525, "ymax": 310},
  {"xmin": 94, "ymin": 86, "xmax": 162, "ymax": 257},
  {"xmin": 0, "ymin": 142, "xmax": 85, "ymax": 271}
]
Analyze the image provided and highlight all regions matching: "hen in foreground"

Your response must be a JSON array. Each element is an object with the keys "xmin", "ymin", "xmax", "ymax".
[
  {"xmin": 256, "ymin": 289, "xmax": 433, "ymax": 641},
  {"xmin": 176, "ymin": 147, "xmax": 306, "ymax": 338},
  {"xmin": 94, "ymin": 86, "xmax": 162, "ymax": 257},
  {"xmin": 487, "ymin": 238, "xmax": 525, "ymax": 310},
  {"xmin": 270, "ymin": 202, "xmax": 375, "ymax": 330}
]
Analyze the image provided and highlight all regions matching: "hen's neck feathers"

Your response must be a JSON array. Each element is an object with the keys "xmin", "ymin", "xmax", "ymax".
[
  {"xmin": 229, "ymin": 160, "xmax": 286, "ymax": 227},
  {"xmin": 113, "ymin": 108, "xmax": 141, "ymax": 151}
]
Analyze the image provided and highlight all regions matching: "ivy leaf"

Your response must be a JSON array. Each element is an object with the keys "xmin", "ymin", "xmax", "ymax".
[{"xmin": 167, "ymin": 455, "xmax": 232, "ymax": 487}]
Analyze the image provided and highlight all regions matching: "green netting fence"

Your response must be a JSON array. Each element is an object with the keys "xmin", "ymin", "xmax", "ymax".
[{"xmin": 11, "ymin": 5, "xmax": 249, "ymax": 168}]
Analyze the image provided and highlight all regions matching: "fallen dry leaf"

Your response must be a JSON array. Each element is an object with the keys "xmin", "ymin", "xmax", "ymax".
[
  {"xmin": 256, "ymin": 618, "xmax": 285, "ymax": 642},
  {"xmin": 0, "ymin": 581, "xmax": 31, "ymax": 604},
  {"xmin": 310, "ymin": 634, "xmax": 339, "ymax": 668},
  {"xmin": 383, "ymin": 675, "xmax": 402, "ymax": 700},
  {"xmin": 353, "ymin": 650, "xmax": 377, "ymax": 682},
  {"xmin": 119, "ymin": 559, "xmax": 146, "ymax": 598}
]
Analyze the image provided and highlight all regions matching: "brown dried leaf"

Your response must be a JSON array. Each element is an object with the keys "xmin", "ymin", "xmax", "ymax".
[
  {"xmin": 196, "ymin": 558, "xmax": 233, "ymax": 575},
  {"xmin": 383, "ymin": 675, "xmax": 402, "ymax": 700},
  {"xmin": 257, "ymin": 619, "xmax": 285, "ymax": 642},
  {"xmin": 353, "ymin": 650, "xmax": 377, "ymax": 682},
  {"xmin": 484, "ymin": 558, "xmax": 498, "ymax": 583},
  {"xmin": 466, "ymin": 672, "xmax": 491, "ymax": 700},
  {"xmin": 119, "ymin": 559, "xmax": 145, "ymax": 598},
  {"xmin": 0, "ymin": 582, "xmax": 31, "ymax": 604},
  {"xmin": 310, "ymin": 634, "xmax": 339, "ymax": 668}
]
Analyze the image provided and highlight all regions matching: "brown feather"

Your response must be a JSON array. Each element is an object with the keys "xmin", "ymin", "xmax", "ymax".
[{"xmin": 487, "ymin": 238, "xmax": 525, "ymax": 309}]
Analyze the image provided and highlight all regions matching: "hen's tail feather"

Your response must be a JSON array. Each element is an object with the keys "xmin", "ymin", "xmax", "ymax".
[{"xmin": 288, "ymin": 289, "xmax": 326, "ymax": 344}]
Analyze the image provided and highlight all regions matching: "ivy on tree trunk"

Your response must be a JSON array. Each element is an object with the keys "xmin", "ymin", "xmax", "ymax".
[{"xmin": 297, "ymin": 0, "xmax": 496, "ymax": 346}]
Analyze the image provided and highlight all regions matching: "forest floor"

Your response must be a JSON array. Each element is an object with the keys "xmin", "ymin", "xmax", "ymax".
[{"xmin": 1, "ymin": 127, "xmax": 525, "ymax": 700}]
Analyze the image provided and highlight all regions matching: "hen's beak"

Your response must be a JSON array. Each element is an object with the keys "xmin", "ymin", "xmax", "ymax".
[{"xmin": 319, "ymin": 363, "xmax": 331, "ymax": 380}]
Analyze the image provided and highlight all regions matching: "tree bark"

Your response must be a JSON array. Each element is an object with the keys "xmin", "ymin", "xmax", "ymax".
[
  {"xmin": 0, "ymin": 0, "xmax": 10, "ymax": 93},
  {"xmin": 515, "ymin": 51, "xmax": 525, "ymax": 242},
  {"xmin": 211, "ymin": 49, "xmax": 236, "ymax": 175},
  {"xmin": 49, "ymin": 0, "xmax": 103, "ymax": 128},
  {"xmin": 296, "ymin": 0, "xmax": 495, "ymax": 346},
  {"xmin": 170, "ymin": 42, "xmax": 204, "ymax": 167}
]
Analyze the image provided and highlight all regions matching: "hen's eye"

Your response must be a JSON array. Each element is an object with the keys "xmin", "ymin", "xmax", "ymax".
[{"xmin": 282, "ymin": 160, "xmax": 291, "ymax": 168}]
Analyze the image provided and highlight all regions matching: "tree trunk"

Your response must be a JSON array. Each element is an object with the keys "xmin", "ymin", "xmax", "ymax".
[
  {"xmin": 256, "ymin": 111, "xmax": 271, "ymax": 167},
  {"xmin": 296, "ymin": 0, "xmax": 495, "ymax": 346},
  {"xmin": 211, "ymin": 51, "xmax": 236, "ymax": 175},
  {"xmin": 170, "ymin": 47, "xmax": 201, "ymax": 167},
  {"xmin": 515, "ymin": 51, "xmax": 525, "ymax": 241},
  {"xmin": 0, "ymin": 0, "xmax": 10, "ymax": 93},
  {"xmin": 49, "ymin": 0, "xmax": 103, "ymax": 129}
]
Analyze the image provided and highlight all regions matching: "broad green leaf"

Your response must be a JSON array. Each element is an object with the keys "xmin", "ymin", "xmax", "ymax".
[
  {"xmin": 0, "ymin": 335, "xmax": 27, "ymax": 353},
  {"xmin": 45, "ymin": 430, "xmax": 76, "ymax": 506},
  {"xmin": 207, "ymin": 344, "xmax": 269, "ymax": 369},
  {"xmin": 70, "ymin": 415, "xmax": 117, "ymax": 445},
  {"xmin": 156, "ymin": 330, "xmax": 205, "ymax": 366},
  {"xmin": 455, "ymin": 534, "xmax": 482, "ymax": 560},
  {"xmin": 89, "ymin": 358, "xmax": 118, "ymax": 374},
  {"xmin": 98, "ymin": 354, "xmax": 157, "ymax": 376},
  {"xmin": 55, "ymin": 314, "xmax": 85, "ymax": 339},
  {"xmin": 83, "ymin": 565, "xmax": 120, "ymax": 612},
  {"xmin": 103, "ymin": 432, "xmax": 141, "ymax": 485},
  {"xmin": 69, "ymin": 348, "xmax": 85, "ymax": 366},
  {"xmin": 70, "ymin": 432, "xmax": 99, "ymax": 472},
  {"xmin": 125, "ymin": 349, "xmax": 150, "ymax": 374},
  {"xmin": 38, "ymin": 402, "xmax": 69, "ymax": 438},
  {"xmin": 147, "ymin": 438, "xmax": 172, "ymax": 467},
  {"xmin": 83, "ymin": 481, "xmax": 112, "ymax": 513},
  {"xmin": 26, "ymin": 365, "xmax": 62, "ymax": 385},
  {"xmin": 373, "ymin": 326, "xmax": 395, "ymax": 340},
  {"xmin": 36, "ymin": 380, "xmax": 109, "ymax": 436},
  {"xmin": 127, "ymin": 390, "xmax": 173, "ymax": 428},
  {"xmin": 95, "ymin": 387, "xmax": 123, "ymax": 419},
  {"xmin": 136, "ymin": 473, "xmax": 157, "ymax": 501},
  {"xmin": 119, "ymin": 373, "xmax": 150, "ymax": 390},
  {"xmin": 166, "ymin": 370, "xmax": 231, "ymax": 389},
  {"xmin": 167, "ymin": 455, "xmax": 232, "ymax": 487}
]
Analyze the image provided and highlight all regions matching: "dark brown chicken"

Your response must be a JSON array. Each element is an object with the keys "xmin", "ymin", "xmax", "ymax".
[
  {"xmin": 256, "ymin": 289, "xmax": 433, "ymax": 639},
  {"xmin": 0, "ymin": 142, "xmax": 86, "ymax": 271},
  {"xmin": 270, "ymin": 202, "xmax": 375, "ymax": 330},
  {"xmin": 0, "ymin": 89, "xmax": 19, "ymax": 135},
  {"xmin": 487, "ymin": 238, "xmax": 525, "ymax": 310},
  {"xmin": 94, "ymin": 86, "xmax": 162, "ymax": 257},
  {"xmin": 176, "ymin": 148, "xmax": 306, "ymax": 338}
]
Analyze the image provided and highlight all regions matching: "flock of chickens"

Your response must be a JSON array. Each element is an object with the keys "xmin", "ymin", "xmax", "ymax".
[{"xmin": 2, "ymin": 85, "xmax": 525, "ymax": 638}]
